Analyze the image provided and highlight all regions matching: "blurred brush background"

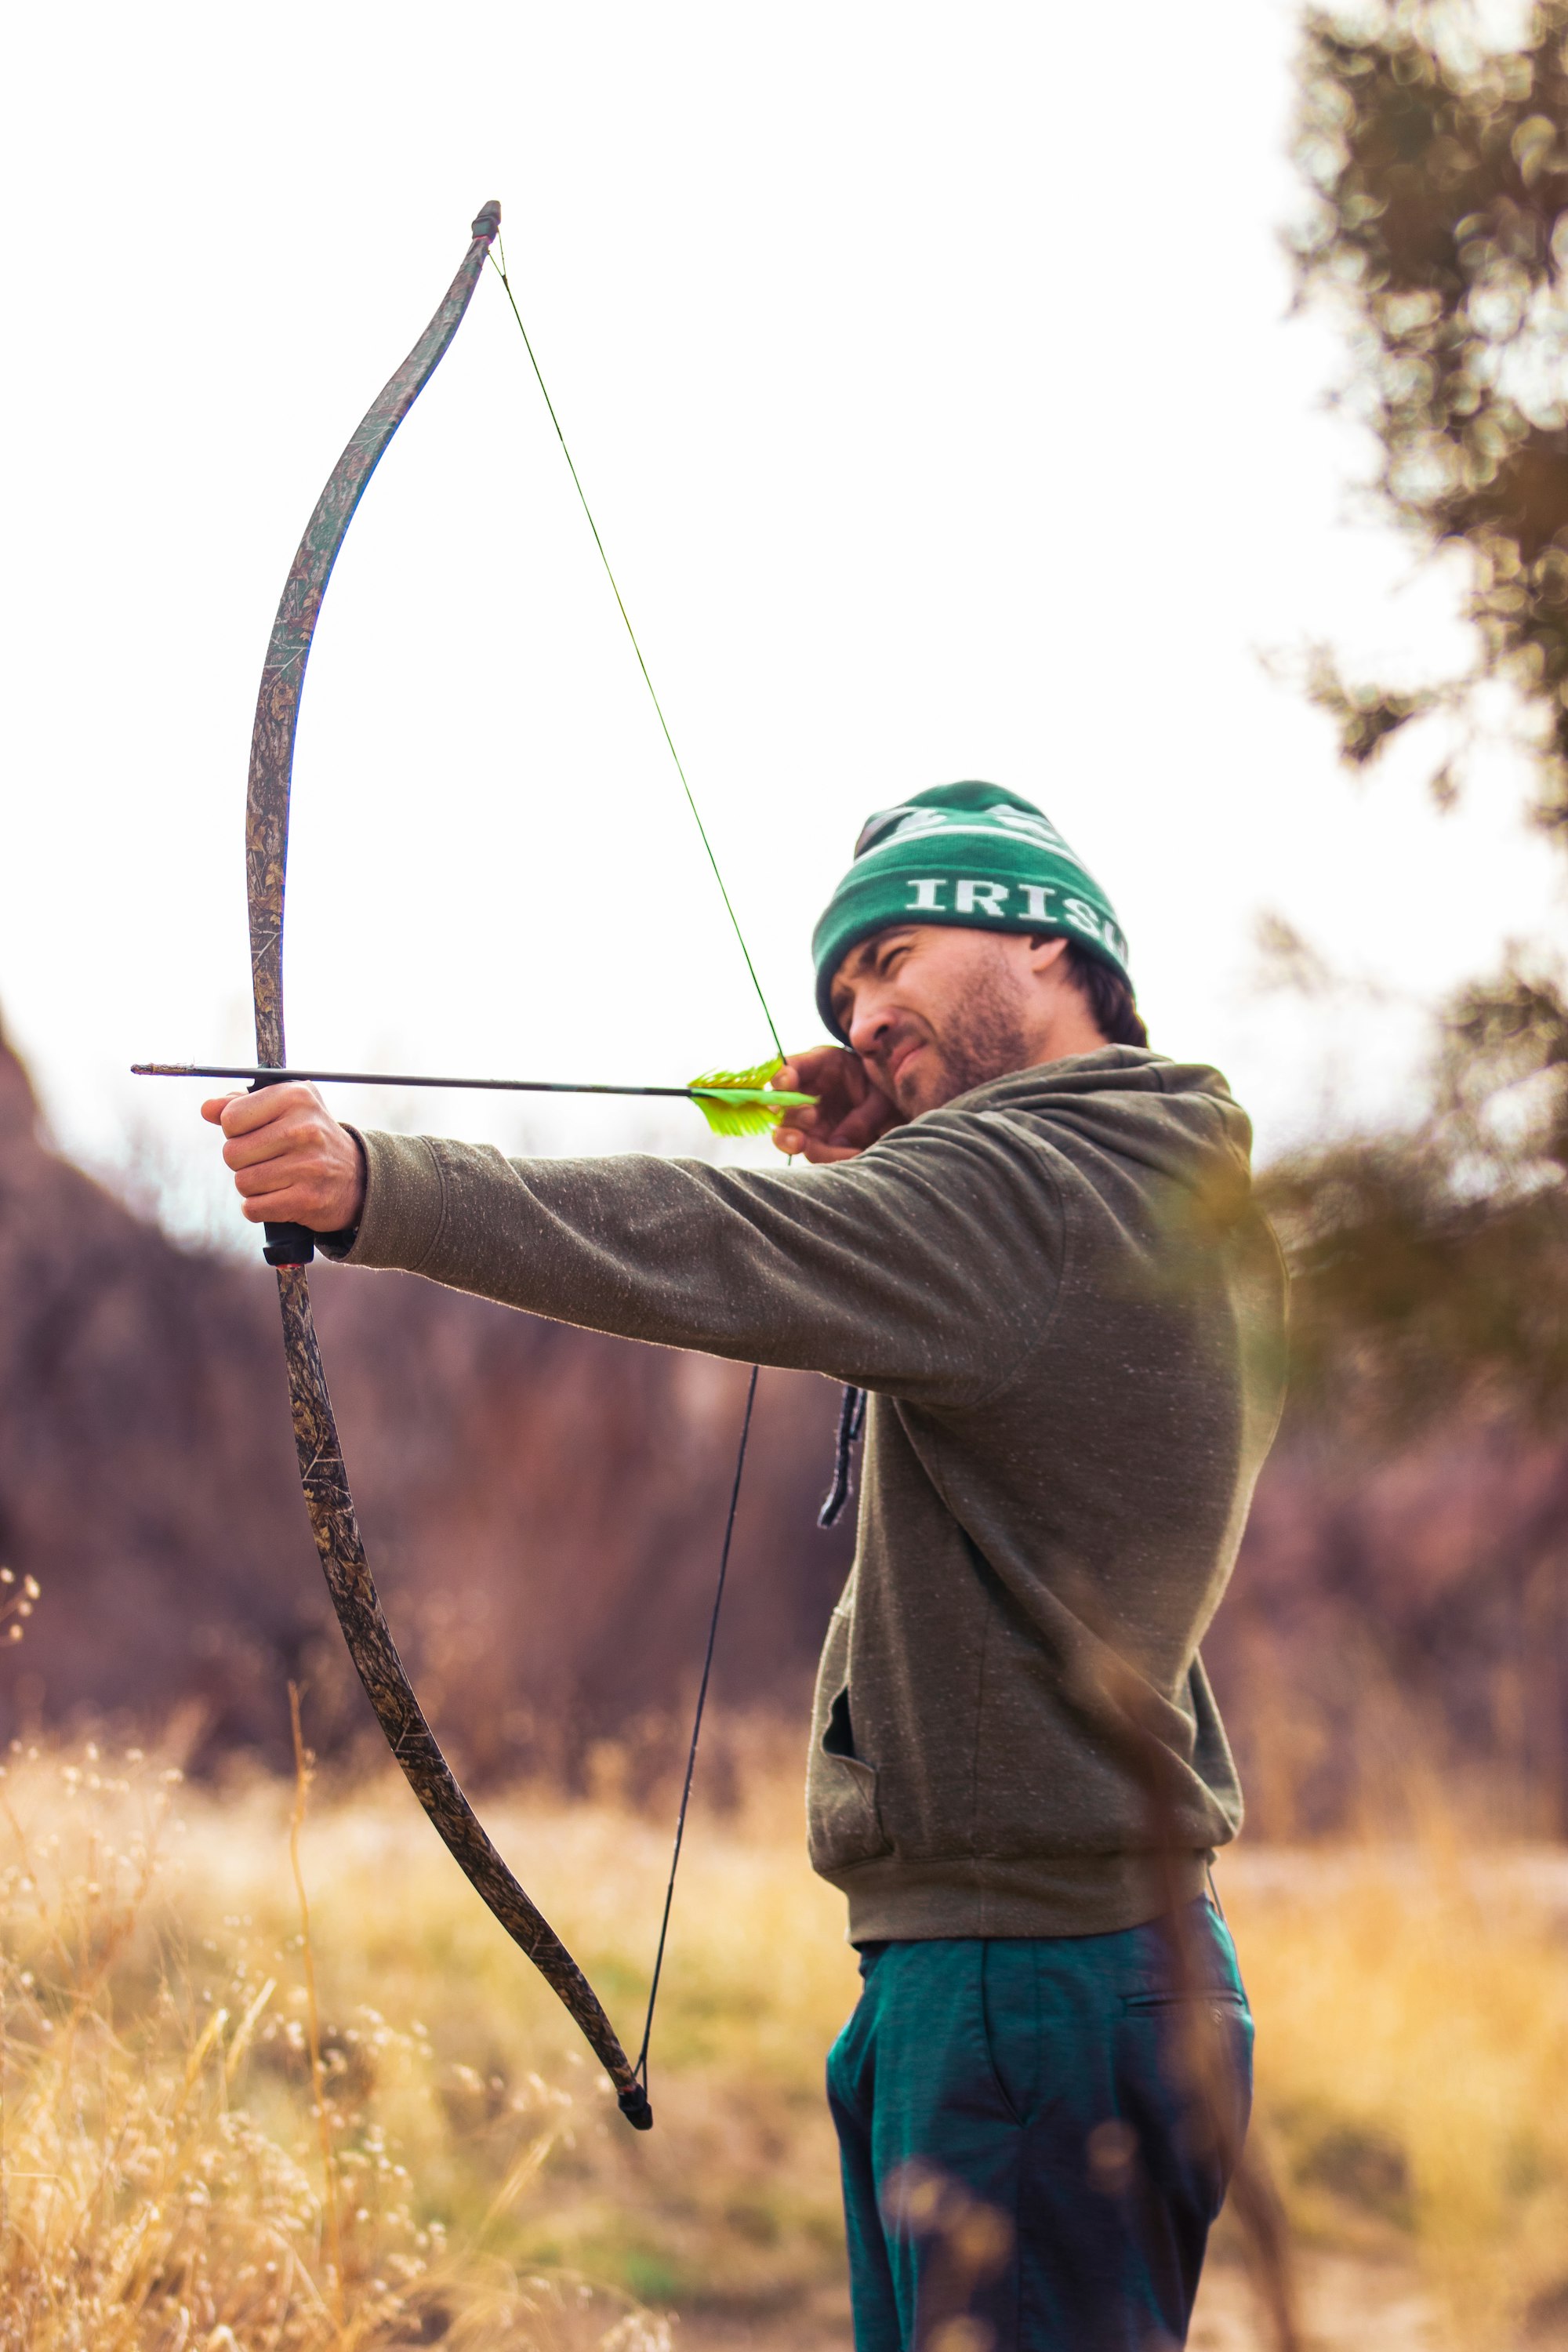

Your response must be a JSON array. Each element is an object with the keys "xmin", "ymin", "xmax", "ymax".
[{"xmin": 7, "ymin": 0, "xmax": 1568, "ymax": 2345}]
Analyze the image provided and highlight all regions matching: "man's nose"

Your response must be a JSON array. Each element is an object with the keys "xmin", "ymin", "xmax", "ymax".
[{"xmin": 847, "ymin": 997, "xmax": 893, "ymax": 1058}]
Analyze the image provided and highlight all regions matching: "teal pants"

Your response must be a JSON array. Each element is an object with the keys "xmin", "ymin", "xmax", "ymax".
[{"xmin": 826, "ymin": 1902, "xmax": 1252, "ymax": 2352}]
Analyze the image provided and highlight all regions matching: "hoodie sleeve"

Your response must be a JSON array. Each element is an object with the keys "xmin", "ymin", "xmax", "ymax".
[{"xmin": 339, "ymin": 1109, "xmax": 1065, "ymax": 1410}]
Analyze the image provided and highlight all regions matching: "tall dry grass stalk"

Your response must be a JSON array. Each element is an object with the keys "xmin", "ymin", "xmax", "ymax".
[
  {"xmin": 289, "ymin": 1683, "xmax": 343, "ymax": 2324},
  {"xmin": 1094, "ymin": 1650, "xmax": 1301, "ymax": 2352}
]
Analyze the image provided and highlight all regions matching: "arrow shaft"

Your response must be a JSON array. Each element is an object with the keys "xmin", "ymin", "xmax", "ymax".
[{"xmin": 130, "ymin": 1062, "xmax": 811, "ymax": 1106}]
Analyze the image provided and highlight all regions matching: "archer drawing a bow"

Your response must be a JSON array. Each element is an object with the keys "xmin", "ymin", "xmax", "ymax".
[{"xmin": 165, "ymin": 198, "xmax": 797, "ymax": 2132}]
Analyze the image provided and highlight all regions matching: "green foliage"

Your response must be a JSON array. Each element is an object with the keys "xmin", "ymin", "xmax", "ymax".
[
  {"xmin": 1301, "ymin": 644, "xmax": 1450, "ymax": 775},
  {"xmin": 686, "ymin": 1060, "xmax": 815, "ymax": 1138},
  {"xmin": 1261, "ymin": 959, "xmax": 1568, "ymax": 1432},
  {"xmin": 1293, "ymin": 0, "xmax": 1568, "ymax": 835}
]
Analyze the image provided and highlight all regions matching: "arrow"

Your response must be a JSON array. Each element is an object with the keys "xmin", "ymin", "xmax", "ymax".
[{"xmin": 131, "ymin": 1061, "xmax": 817, "ymax": 1137}]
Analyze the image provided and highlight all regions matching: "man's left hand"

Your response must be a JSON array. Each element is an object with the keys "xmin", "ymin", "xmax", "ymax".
[{"xmin": 201, "ymin": 1082, "xmax": 366, "ymax": 1233}]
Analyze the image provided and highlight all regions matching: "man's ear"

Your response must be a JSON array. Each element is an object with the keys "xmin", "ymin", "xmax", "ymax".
[{"xmin": 1025, "ymin": 933, "xmax": 1072, "ymax": 977}]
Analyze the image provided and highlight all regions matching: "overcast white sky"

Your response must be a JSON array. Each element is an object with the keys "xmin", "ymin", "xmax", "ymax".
[{"xmin": 3, "ymin": 0, "xmax": 1563, "ymax": 1244}]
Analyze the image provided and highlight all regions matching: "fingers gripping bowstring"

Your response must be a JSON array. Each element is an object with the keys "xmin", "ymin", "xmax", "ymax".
[
  {"xmin": 489, "ymin": 239, "xmax": 778, "ymax": 2098},
  {"xmin": 488, "ymin": 238, "xmax": 782, "ymax": 1062}
]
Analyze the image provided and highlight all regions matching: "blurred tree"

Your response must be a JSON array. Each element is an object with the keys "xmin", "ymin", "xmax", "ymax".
[
  {"xmin": 1271, "ymin": 0, "xmax": 1568, "ymax": 1435},
  {"xmin": 1293, "ymin": 0, "xmax": 1568, "ymax": 837},
  {"xmin": 1213, "ymin": 20, "xmax": 1568, "ymax": 1819}
]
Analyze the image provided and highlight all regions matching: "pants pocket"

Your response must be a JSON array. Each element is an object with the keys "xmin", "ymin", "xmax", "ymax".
[
  {"xmin": 979, "ymin": 1940, "xmax": 1040, "ymax": 2125},
  {"xmin": 1120, "ymin": 1990, "xmax": 1254, "ymax": 2223}
]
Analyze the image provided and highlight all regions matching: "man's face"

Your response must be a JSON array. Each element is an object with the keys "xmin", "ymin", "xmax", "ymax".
[{"xmin": 829, "ymin": 924, "xmax": 1058, "ymax": 1117}]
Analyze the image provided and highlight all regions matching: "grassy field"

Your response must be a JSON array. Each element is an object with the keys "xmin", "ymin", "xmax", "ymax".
[{"xmin": 1, "ymin": 1729, "xmax": 1566, "ymax": 2350}]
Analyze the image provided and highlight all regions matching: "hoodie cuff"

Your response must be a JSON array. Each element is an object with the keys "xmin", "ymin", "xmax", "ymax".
[{"xmin": 333, "ymin": 1127, "xmax": 448, "ymax": 1272}]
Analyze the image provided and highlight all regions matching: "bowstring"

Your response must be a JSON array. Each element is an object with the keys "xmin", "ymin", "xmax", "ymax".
[
  {"xmin": 632, "ymin": 1363, "xmax": 758, "ymax": 2087},
  {"xmin": 488, "ymin": 238, "xmax": 782, "ymax": 1062},
  {"xmin": 489, "ymin": 239, "xmax": 779, "ymax": 2093}
]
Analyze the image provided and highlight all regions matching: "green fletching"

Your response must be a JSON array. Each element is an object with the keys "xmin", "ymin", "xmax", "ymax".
[
  {"xmin": 687, "ymin": 1059, "xmax": 816, "ymax": 1138},
  {"xmin": 691, "ymin": 1057, "xmax": 789, "ymax": 1092},
  {"xmin": 690, "ymin": 1088, "xmax": 816, "ymax": 1137}
]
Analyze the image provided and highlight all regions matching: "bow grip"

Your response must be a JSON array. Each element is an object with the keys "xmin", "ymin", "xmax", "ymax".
[{"xmin": 249, "ymin": 1072, "xmax": 317, "ymax": 1267}]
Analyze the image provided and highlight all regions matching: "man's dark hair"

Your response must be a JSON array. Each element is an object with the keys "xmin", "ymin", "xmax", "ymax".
[{"xmin": 1061, "ymin": 941, "xmax": 1149, "ymax": 1049}]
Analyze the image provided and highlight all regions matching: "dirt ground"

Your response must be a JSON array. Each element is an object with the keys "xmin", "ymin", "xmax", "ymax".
[
  {"xmin": 1190, "ymin": 2250, "xmax": 1437, "ymax": 2350},
  {"xmin": 673, "ymin": 2248, "xmax": 1439, "ymax": 2350}
]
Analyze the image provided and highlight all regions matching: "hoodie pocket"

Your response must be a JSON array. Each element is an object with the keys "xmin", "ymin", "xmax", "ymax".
[{"xmin": 806, "ymin": 1681, "xmax": 891, "ymax": 1873}]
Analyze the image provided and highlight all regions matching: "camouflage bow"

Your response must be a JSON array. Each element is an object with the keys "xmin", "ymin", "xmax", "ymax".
[{"xmin": 245, "ymin": 198, "xmax": 653, "ymax": 2129}]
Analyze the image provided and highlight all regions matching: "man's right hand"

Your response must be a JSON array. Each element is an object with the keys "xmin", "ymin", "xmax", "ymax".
[{"xmin": 771, "ymin": 1047, "xmax": 903, "ymax": 1163}]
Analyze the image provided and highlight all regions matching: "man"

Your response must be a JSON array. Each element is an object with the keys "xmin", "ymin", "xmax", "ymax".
[{"xmin": 205, "ymin": 779, "xmax": 1287, "ymax": 2351}]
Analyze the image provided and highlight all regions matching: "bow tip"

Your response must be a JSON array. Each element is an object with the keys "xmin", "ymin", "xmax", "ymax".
[
  {"xmin": 472, "ymin": 199, "xmax": 502, "ymax": 242},
  {"xmin": 618, "ymin": 2082, "xmax": 654, "ymax": 2131}
]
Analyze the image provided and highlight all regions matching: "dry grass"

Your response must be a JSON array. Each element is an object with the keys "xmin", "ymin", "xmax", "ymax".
[
  {"xmin": 0, "ymin": 1726, "xmax": 1565, "ymax": 2349},
  {"xmin": 0, "ymin": 1726, "xmax": 852, "ymax": 2350},
  {"xmin": 1215, "ymin": 1831, "xmax": 1568, "ymax": 2347}
]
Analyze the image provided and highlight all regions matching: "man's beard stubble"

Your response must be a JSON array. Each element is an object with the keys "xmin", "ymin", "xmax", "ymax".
[{"xmin": 887, "ymin": 965, "xmax": 1033, "ymax": 1114}]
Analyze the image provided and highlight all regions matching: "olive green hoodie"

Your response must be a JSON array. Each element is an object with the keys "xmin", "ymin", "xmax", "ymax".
[{"xmin": 337, "ymin": 1047, "xmax": 1287, "ymax": 1941}]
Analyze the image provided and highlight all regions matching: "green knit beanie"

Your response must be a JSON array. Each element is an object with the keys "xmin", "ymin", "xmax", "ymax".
[{"xmin": 811, "ymin": 781, "xmax": 1131, "ymax": 1040}]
